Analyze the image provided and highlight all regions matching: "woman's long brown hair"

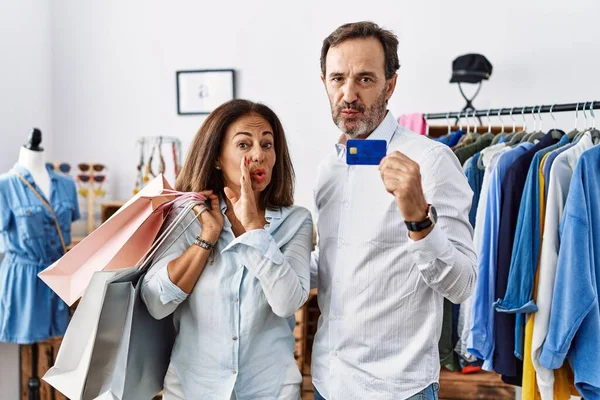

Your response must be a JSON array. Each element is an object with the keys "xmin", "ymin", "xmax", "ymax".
[{"xmin": 175, "ymin": 99, "xmax": 295, "ymax": 209}]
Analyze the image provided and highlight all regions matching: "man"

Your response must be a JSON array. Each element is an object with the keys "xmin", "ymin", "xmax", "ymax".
[{"xmin": 310, "ymin": 21, "xmax": 477, "ymax": 400}]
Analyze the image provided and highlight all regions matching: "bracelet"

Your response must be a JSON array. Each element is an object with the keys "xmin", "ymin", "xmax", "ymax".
[{"xmin": 193, "ymin": 236, "xmax": 215, "ymax": 251}]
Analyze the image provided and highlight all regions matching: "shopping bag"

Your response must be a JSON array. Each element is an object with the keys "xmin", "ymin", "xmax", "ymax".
[
  {"xmin": 43, "ymin": 199, "xmax": 205, "ymax": 400},
  {"xmin": 39, "ymin": 174, "xmax": 179, "ymax": 306}
]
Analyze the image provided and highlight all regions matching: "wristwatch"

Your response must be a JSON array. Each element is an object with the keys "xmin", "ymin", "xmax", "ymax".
[{"xmin": 404, "ymin": 204, "xmax": 437, "ymax": 232}]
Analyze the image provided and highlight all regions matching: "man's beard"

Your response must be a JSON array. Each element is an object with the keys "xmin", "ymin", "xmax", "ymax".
[{"xmin": 332, "ymin": 89, "xmax": 387, "ymax": 137}]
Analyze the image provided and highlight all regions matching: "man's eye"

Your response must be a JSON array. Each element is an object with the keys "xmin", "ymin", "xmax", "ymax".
[{"xmin": 361, "ymin": 77, "xmax": 372, "ymax": 83}]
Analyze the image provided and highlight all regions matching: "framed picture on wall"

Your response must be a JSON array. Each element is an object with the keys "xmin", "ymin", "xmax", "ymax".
[{"xmin": 176, "ymin": 69, "xmax": 236, "ymax": 115}]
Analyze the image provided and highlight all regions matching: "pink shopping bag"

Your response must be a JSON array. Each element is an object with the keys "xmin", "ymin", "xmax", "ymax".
[{"xmin": 39, "ymin": 174, "xmax": 186, "ymax": 306}]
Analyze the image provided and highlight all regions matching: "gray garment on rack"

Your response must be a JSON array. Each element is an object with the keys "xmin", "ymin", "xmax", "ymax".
[{"xmin": 453, "ymin": 133, "xmax": 494, "ymax": 166}]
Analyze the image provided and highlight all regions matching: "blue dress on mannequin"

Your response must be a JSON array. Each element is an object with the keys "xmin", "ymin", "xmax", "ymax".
[{"xmin": 0, "ymin": 164, "xmax": 80, "ymax": 344}]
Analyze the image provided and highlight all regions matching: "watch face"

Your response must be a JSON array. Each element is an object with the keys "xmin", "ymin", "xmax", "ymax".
[{"xmin": 429, "ymin": 205, "xmax": 438, "ymax": 223}]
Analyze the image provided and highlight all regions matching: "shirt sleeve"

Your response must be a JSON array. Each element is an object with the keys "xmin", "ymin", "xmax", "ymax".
[
  {"xmin": 410, "ymin": 145, "xmax": 477, "ymax": 305},
  {"xmin": 494, "ymin": 162, "xmax": 539, "ymax": 314},
  {"xmin": 222, "ymin": 210, "xmax": 312, "ymax": 318},
  {"xmin": 141, "ymin": 210, "xmax": 195, "ymax": 320}
]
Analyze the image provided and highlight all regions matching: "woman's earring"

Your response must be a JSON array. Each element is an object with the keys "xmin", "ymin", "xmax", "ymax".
[{"xmin": 215, "ymin": 165, "xmax": 221, "ymax": 170}]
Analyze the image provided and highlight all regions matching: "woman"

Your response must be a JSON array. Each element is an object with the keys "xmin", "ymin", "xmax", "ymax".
[{"xmin": 141, "ymin": 99, "xmax": 312, "ymax": 400}]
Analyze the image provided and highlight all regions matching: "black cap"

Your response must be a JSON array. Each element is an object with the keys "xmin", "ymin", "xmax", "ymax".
[{"xmin": 450, "ymin": 53, "xmax": 492, "ymax": 84}]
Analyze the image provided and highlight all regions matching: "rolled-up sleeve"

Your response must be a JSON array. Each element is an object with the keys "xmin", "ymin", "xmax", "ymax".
[
  {"xmin": 222, "ymin": 211, "xmax": 312, "ymax": 318},
  {"xmin": 411, "ymin": 145, "xmax": 477, "ymax": 304},
  {"xmin": 141, "ymin": 212, "xmax": 195, "ymax": 320}
]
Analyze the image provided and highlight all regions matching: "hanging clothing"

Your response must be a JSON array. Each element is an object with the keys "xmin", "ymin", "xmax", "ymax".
[
  {"xmin": 454, "ymin": 133, "xmax": 494, "ymax": 166},
  {"xmin": 520, "ymin": 152, "xmax": 551, "ymax": 400},
  {"xmin": 0, "ymin": 164, "xmax": 80, "ymax": 344},
  {"xmin": 493, "ymin": 133, "xmax": 559, "ymax": 382},
  {"xmin": 494, "ymin": 135, "xmax": 569, "ymax": 359},
  {"xmin": 398, "ymin": 113, "xmax": 427, "ymax": 135},
  {"xmin": 464, "ymin": 153, "xmax": 485, "ymax": 228},
  {"xmin": 539, "ymin": 144, "xmax": 600, "ymax": 399},
  {"xmin": 467, "ymin": 143, "xmax": 533, "ymax": 371},
  {"xmin": 532, "ymin": 134, "xmax": 595, "ymax": 399},
  {"xmin": 458, "ymin": 147, "xmax": 510, "ymax": 364}
]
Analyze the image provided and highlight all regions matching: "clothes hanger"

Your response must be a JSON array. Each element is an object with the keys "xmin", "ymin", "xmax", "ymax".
[
  {"xmin": 521, "ymin": 105, "xmax": 538, "ymax": 142},
  {"xmin": 491, "ymin": 108, "xmax": 508, "ymax": 145},
  {"xmin": 528, "ymin": 105, "xmax": 546, "ymax": 143},
  {"xmin": 587, "ymin": 101, "xmax": 600, "ymax": 144},
  {"xmin": 506, "ymin": 107, "xmax": 528, "ymax": 146},
  {"xmin": 573, "ymin": 102, "xmax": 591, "ymax": 141},
  {"xmin": 566, "ymin": 102, "xmax": 581, "ymax": 141},
  {"xmin": 548, "ymin": 104, "xmax": 565, "ymax": 140}
]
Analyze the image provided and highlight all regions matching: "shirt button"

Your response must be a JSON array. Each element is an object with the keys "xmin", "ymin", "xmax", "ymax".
[
  {"xmin": 330, "ymin": 315, "xmax": 336, "ymax": 321},
  {"xmin": 50, "ymin": 240, "xmax": 56, "ymax": 246},
  {"xmin": 338, "ymin": 238, "xmax": 345, "ymax": 246},
  {"xmin": 233, "ymin": 336, "xmax": 238, "ymax": 341},
  {"xmin": 234, "ymin": 297, "xmax": 239, "ymax": 303},
  {"xmin": 233, "ymin": 370, "xmax": 237, "ymax": 375},
  {"xmin": 343, "ymin": 201, "xmax": 349, "ymax": 208},
  {"xmin": 335, "ymin": 278, "xmax": 340, "ymax": 283}
]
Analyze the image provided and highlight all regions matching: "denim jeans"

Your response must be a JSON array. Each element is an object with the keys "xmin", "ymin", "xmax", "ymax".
[{"xmin": 313, "ymin": 383, "xmax": 439, "ymax": 400}]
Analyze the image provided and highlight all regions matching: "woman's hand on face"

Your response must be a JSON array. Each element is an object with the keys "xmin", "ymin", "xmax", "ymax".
[
  {"xmin": 223, "ymin": 157, "xmax": 263, "ymax": 232},
  {"xmin": 193, "ymin": 190, "xmax": 224, "ymax": 244}
]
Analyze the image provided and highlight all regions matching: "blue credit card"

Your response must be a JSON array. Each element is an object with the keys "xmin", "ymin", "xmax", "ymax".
[{"xmin": 346, "ymin": 139, "xmax": 387, "ymax": 165}]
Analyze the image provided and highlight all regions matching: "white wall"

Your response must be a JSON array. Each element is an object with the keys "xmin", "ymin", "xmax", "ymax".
[
  {"xmin": 1, "ymin": 1, "xmax": 598, "ymax": 398},
  {"xmin": 0, "ymin": 0, "xmax": 53, "ymax": 172},
  {"xmin": 50, "ymin": 0, "xmax": 600, "ymax": 208},
  {"xmin": 0, "ymin": 2, "xmax": 52, "ymax": 398}
]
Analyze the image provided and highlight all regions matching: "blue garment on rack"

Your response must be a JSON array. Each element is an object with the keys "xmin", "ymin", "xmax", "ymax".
[
  {"xmin": 0, "ymin": 164, "xmax": 80, "ymax": 344},
  {"xmin": 436, "ymin": 130, "xmax": 465, "ymax": 146},
  {"xmin": 464, "ymin": 153, "xmax": 485, "ymax": 228},
  {"xmin": 467, "ymin": 143, "xmax": 533, "ymax": 372},
  {"xmin": 494, "ymin": 135, "xmax": 569, "ymax": 360},
  {"xmin": 493, "ymin": 133, "xmax": 559, "ymax": 379},
  {"xmin": 539, "ymin": 145, "xmax": 600, "ymax": 399}
]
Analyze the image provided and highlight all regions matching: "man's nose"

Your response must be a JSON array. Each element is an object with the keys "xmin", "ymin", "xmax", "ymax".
[{"xmin": 342, "ymin": 81, "xmax": 358, "ymax": 104}]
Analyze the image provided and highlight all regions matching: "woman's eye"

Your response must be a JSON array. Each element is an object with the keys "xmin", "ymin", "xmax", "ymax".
[
  {"xmin": 237, "ymin": 143, "xmax": 249, "ymax": 149},
  {"xmin": 262, "ymin": 142, "xmax": 273, "ymax": 149}
]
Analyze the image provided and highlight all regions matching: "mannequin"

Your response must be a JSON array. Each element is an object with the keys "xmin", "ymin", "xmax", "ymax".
[
  {"xmin": 0, "ymin": 128, "xmax": 79, "ymax": 400},
  {"xmin": 17, "ymin": 128, "xmax": 51, "ymax": 199}
]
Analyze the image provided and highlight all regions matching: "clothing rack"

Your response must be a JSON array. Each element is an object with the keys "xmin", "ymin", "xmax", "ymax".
[{"xmin": 424, "ymin": 101, "xmax": 600, "ymax": 120}]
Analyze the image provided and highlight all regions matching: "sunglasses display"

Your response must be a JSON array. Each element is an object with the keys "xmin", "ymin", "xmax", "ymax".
[
  {"xmin": 75, "ymin": 164, "xmax": 107, "ymax": 198},
  {"xmin": 78, "ymin": 163, "xmax": 105, "ymax": 173},
  {"xmin": 46, "ymin": 162, "xmax": 72, "ymax": 174}
]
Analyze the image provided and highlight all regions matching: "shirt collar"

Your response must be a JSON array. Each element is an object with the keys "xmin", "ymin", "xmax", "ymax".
[{"xmin": 334, "ymin": 111, "xmax": 398, "ymax": 157}]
